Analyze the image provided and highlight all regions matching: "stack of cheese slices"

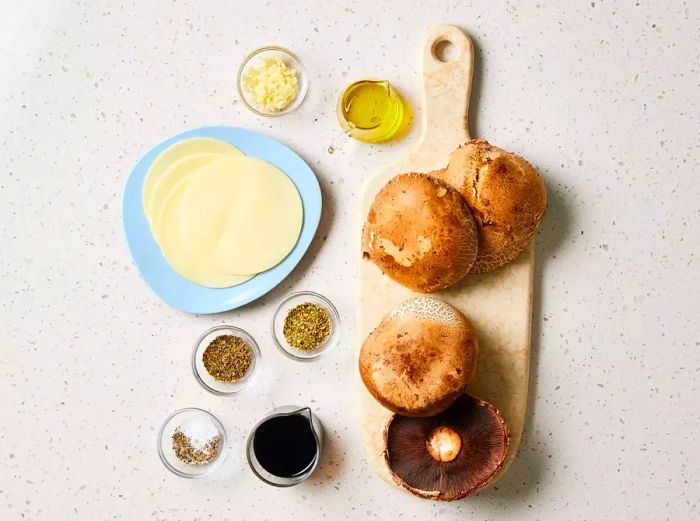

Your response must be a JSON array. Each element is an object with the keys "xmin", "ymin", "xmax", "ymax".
[{"xmin": 142, "ymin": 137, "xmax": 303, "ymax": 288}]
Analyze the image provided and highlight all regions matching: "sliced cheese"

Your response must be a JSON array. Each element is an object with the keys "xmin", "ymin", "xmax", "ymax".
[
  {"xmin": 146, "ymin": 152, "xmax": 220, "ymax": 227},
  {"xmin": 142, "ymin": 137, "xmax": 242, "ymax": 216},
  {"xmin": 154, "ymin": 178, "xmax": 253, "ymax": 288},
  {"xmin": 180, "ymin": 155, "xmax": 303, "ymax": 275}
]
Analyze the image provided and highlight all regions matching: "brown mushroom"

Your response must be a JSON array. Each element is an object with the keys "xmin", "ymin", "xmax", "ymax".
[
  {"xmin": 362, "ymin": 173, "xmax": 478, "ymax": 292},
  {"xmin": 431, "ymin": 139, "xmax": 546, "ymax": 273},
  {"xmin": 359, "ymin": 297, "xmax": 478, "ymax": 417},
  {"xmin": 384, "ymin": 394, "xmax": 509, "ymax": 501}
]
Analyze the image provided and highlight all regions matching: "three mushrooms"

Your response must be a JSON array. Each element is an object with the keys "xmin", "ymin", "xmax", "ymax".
[{"xmin": 359, "ymin": 139, "xmax": 546, "ymax": 500}]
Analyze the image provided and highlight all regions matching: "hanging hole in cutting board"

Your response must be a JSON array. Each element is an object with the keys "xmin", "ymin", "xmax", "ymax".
[{"xmin": 432, "ymin": 39, "xmax": 458, "ymax": 62}]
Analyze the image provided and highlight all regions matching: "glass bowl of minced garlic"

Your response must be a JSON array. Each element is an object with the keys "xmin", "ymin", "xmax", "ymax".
[
  {"xmin": 192, "ymin": 325, "xmax": 262, "ymax": 395},
  {"xmin": 272, "ymin": 291, "xmax": 341, "ymax": 362},
  {"xmin": 237, "ymin": 46, "xmax": 308, "ymax": 116}
]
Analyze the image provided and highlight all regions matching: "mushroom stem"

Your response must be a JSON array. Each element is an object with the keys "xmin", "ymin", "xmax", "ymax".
[{"xmin": 426, "ymin": 426, "xmax": 462, "ymax": 462}]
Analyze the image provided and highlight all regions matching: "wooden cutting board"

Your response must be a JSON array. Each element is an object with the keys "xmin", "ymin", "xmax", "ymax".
[{"xmin": 357, "ymin": 24, "xmax": 534, "ymax": 493}]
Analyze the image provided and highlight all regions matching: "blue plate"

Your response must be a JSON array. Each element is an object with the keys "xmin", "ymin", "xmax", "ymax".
[{"xmin": 122, "ymin": 126, "xmax": 321, "ymax": 314}]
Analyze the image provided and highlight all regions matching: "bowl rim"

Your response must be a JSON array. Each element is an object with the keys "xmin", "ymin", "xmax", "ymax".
[
  {"xmin": 236, "ymin": 45, "xmax": 308, "ymax": 117},
  {"xmin": 157, "ymin": 407, "xmax": 227, "ymax": 479},
  {"xmin": 271, "ymin": 290, "xmax": 340, "ymax": 362},
  {"xmin": 191, "ymin": 325, "xmax": 262, "ymax": 396}
]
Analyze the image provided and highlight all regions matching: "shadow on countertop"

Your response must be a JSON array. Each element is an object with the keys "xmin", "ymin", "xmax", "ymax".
[{"xmin": 477, "ymin": 171, "xmax": 574, "ymax": 505}]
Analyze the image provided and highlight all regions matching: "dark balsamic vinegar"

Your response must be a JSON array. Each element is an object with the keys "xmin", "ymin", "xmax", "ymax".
[{"xmin": 253, "ymin": 413, "xmax": 317, "ymax": 478}]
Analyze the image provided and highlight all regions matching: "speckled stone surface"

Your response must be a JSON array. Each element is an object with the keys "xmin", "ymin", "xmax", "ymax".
[{"xmin": 1, "ymin": 1, "xmax": 698, "ymax": 519}]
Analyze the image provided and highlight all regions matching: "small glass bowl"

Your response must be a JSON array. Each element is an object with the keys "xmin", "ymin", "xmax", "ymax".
[
  {"xmin": 157, "ymin": 408, "xmax": 227, "ymax": 478},
  {"xmin": 192, "ymin": 325, "xmax": 261, "ymax": 395},
  {"xmin": 237, "ymin": 46, "xmax": 308, "ymax": 117},
  {"xmin": 272, "ymin": 291, "xmax": 341, "ymax": 362}
]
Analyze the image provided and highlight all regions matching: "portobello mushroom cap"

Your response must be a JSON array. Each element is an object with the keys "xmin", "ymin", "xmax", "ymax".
[
  {"xmin": 384, "ymin": 394, "xmax": 509, "ymax": 501},
  {"xmin": 359, "ymin": 297, "xmax": 478, "ymax": 417},
  {"xmin": 362, "ymin": 173, "xmax": 478, "ymax": 292},
  {"xmin": 432, "ymin": 139, "xmax": 546, "ymax": 273}
]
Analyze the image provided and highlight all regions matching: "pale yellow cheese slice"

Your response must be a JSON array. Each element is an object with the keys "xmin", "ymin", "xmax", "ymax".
[
  {"xmin": 154, "ymin": 178, "xmax": 253, "ymax": 288},
  {"xmin": 142, "ymin": 137, "xmax": 243, "ymax": 216},
  {"xmin": 146, "ymin": 152, "xmax": 220, "ymax": 227},
  {"xmin": 180, "ymin": 155, "xmax": 303, "ymax": 275}
]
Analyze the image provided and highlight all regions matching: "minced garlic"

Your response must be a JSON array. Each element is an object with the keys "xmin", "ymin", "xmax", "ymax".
[{"xmin": 243, "ymin": 57, "xmax": 299, "ymax": 112}]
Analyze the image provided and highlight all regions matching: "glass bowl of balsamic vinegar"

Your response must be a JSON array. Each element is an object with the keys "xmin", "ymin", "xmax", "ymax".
[{"xmin": 246, "ymin": 405, "xmax": 323, "ymax": 487}]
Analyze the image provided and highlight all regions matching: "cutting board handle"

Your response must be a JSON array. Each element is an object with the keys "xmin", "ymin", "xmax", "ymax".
[{"xmin": 415, "ymin": 25, "xmax": 474, "ymax": 157}]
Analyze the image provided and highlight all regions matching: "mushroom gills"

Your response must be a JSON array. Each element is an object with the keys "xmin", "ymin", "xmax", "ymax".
[{"xmin": 384, "ymin": 394, "xmax": 509, "ymax": 501}]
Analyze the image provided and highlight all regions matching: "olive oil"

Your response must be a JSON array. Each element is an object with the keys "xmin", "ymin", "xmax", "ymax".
[{"xmin": 337, "ymin": 80, "xmax": 405, "ymax": 142}]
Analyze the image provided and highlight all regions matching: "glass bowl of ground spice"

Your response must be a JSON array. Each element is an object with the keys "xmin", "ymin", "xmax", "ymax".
[
  {"xmin": 157, "ymin": 408, "xmax": 227, "ymax": 478},
  {"xmin": 272, "ymin": 291, "xmax": 341, "ymax": 361},
  {"xmin": 192, "ymin": 325, "xmax": 261, "ymax": 395}
]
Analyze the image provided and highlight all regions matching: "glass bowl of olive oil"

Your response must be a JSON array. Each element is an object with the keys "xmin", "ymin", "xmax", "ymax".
[
  {"xmin": 271, "ymin": 291, "xmax": 341, "ymax": 362},
  {"xmin": 337, "ymin": 79, "xmax": 406, "ymax": 142}
]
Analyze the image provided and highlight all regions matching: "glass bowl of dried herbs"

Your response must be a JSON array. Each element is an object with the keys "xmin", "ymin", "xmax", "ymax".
[
  {"xmin": 192, "ymin": 325, "xmax": 262, "ymax": 395},
  {"xmin": 272, "ymin": 291, "xmax": 341, "ymax": 361},
  {"xmin": 157, "ymin": 407, "xmax": 227, "ymax": 478}
]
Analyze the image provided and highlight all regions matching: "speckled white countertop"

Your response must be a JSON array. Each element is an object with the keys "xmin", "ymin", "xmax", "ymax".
[{"xmin": 1, "ymin": 1, "xmax": 698, "ymax": 519}]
